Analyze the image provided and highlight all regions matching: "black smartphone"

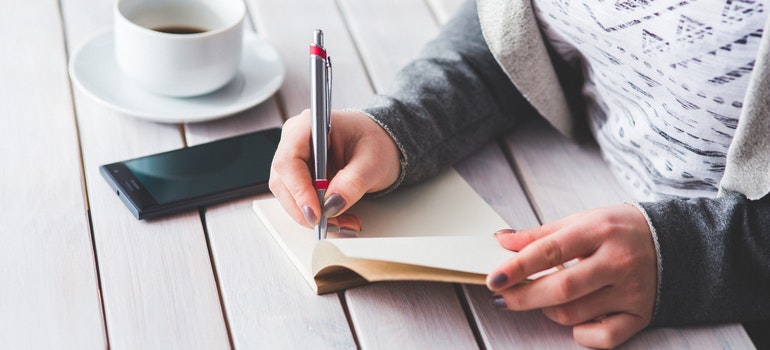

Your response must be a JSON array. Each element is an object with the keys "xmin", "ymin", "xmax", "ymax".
[{"xmin": 100, "ymin": 127, "xmax": 281, "ymax": 220}]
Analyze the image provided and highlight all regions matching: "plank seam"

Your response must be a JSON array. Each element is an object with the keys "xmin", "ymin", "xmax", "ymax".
[
  {"xmin": 199, "ymin": 208, "xmax": 236, "ymax": 349},
  {"xmin": 57, "ymin": 0, "xmax": 111, "ymax": 346},
  {"xmin": 454, "ymin": 284, "xmax": 486, "ymax": 350},
  {"xmin": 497, "ymin": 136, "xmax": 546, "ymax": 225},
  {"xmin": 338, "ymin": 292, "xmax": 363, "ymax": 349},
  {"xmin": 332, "ymin": 0, "xmax": 379, "ymax": 94}
]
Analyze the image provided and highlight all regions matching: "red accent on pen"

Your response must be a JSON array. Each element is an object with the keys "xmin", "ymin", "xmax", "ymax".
[
  {"xmin": 314, "ymin": 179, "xmax": 329, "ymax": 190},
  {"xmin": 309, "ymin": 45, "xmax": 327, "ymax": 59}
]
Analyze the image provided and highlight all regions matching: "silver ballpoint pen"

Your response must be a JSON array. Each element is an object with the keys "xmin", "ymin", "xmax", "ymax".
[{"xmin": 310, "ymin": 29, "xmax": 332, "ymax": 240}]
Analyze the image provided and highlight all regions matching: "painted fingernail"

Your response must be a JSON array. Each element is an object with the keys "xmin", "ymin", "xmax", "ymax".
[
  {"xmin": 322, "ymin": 194, "xmax": 346, "ymax": 218},
  {"xmin": 491, "ymin": 295, "xmax": 507, "ymax": 309},
  {"xmin": 493, "ymin": 229, "xmax": 517, "ymax": 236},
  {"xmin": 302, "ymin": 205, "xmax": 317, "ymax": 226},
  {"xmin": 488, "ymin": 273, "xmax": 509, "ymax": 290}
]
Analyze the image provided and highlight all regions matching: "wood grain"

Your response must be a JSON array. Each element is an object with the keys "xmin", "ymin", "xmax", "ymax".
[
  {"xmin": 337, "ymin": 0, "xmax": 439, "ymax": 92},
  {"xmin": 0, "ymin": 0, "xmax": 752, "ymax": 348},
  {"xmin": 182, "ymin": 26, "xmax": 357, "ymax": 346},
  {"xmin": 0, "ymin": 1, "xmax": 105, "ymax": 348},
  {"xmin": 247, "ymin": 0, "xmax": 374, "ymax": 115},
  {"xmin": 464, "ymin": 285, "xmax": 581, "ymax": 349},
  {"xmin": 505, "ymin": 119, "xmax": 631, "ymax": 221},
  {"xmin": 425, "ymin": 0, "xmax": 467, "ymax": 25},
  {"xmin": 346, "ymin": 283, "xmax": 477, "ymax": 349},
  {"xmin": 61, "ymin": 0, "xmax": 230, "ymax": 348}
]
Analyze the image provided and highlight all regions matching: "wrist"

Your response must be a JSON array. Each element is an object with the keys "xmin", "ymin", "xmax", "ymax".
[{"xmin": 626, "ymin": 201, "xmax": 663, "ymax": 324}]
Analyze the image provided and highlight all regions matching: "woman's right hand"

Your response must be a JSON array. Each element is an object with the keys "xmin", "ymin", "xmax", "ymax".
[{"xmin": 269, "ymin": 109, "xmax": 402, "ymax": 232}]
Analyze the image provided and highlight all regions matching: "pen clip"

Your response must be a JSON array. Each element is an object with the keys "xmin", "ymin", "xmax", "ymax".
[{"xmin": 326, "ymin": 56, "xmax": 332, "ymax": 132}]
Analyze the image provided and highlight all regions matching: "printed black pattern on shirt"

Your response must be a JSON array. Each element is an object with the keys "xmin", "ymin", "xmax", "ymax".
[{"xmin": 533, "ymin": 0, "xmax": 767, "ymax": 200}]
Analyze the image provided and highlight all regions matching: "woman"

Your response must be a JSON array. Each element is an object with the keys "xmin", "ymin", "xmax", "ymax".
[{"xmin": 269, "ymin": 0, "xmax": 770, "ymax": 347}]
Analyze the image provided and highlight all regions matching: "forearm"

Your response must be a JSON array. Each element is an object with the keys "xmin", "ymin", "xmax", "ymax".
[
  {"xmin": 361, "ymin": 0, "xmax": 535, "ymax": 187},
  {"xmin": 639, "ymin": 192, "xmax": 770, "ymax": 326}
]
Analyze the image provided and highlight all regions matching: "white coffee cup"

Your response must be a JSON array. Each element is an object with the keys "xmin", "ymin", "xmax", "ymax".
[{"xmin": 114, "ymin": 0, "xmax": 245, "ymax": 97}]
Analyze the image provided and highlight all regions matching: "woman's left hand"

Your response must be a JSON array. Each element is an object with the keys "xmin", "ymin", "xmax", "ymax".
[{"xmin": 487, "ymin": 204, "xmax": 657, "ymax": 349}]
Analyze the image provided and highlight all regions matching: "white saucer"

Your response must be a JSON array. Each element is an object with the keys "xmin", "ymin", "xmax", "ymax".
[{"xmin": 69, "ymin": 30, "xmax": 285, "ymax": 123}]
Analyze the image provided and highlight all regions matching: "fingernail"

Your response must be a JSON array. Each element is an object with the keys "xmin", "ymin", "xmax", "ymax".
[
  {"xmin": 493, "ymin": 229, "xmax": 517, "ymax": 236},
  {"xmin": 338, "ymin": 228, "xmax": 360, "ymax": 238},
  {"xmin": 327, "ymin": 223, "xmax": 359, "ymax": 238},
  {"xmin": 328, "ymin": 223, "xmax": 361, "ymax": 234},
  {"xmin": 302, "ymin": 205, "xmax": 317, "ymax": 226},
  {"xmin": 491, "ymin": 295, "xmax": 507, "ymax": 309},
  {"xmin": 322, "ymin": 194, "xmax": 346, "ymax": 218},
  {"xmin": 488, "ymin": 273, "xmax": 509, "ymax": 290}
]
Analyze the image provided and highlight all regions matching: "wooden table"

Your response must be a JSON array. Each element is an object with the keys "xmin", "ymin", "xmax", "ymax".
[{"xmin": 1, "ymin": 0, "xmax": 756, "ymax": 348}]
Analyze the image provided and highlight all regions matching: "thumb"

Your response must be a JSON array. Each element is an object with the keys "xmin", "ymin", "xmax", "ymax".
[{"xmin": 322, "ymin": 160, "xmax": 387, "ymax": 218}]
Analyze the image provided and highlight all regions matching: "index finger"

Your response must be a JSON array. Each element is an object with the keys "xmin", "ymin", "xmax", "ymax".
[
  {"xmin": 269, "ymin": 112, "xmax": 323, "ymax": 226},
  {"xmin": 487, "ymin": 224, "xmax": 600, "ymax": 291}
]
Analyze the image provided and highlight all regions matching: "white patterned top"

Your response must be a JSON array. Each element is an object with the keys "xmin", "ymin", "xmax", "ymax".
[{"xmin": 532, "ymin": 0, "xmax": 767, "ymax": 200}]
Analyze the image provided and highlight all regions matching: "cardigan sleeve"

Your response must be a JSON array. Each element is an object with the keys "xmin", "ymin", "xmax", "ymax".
[
  {"xmin": 639, "ymin": 192, "xmax": 770, "ymax": 326},
  {"xmin": 359, "ymin": 0, "xmax": 537, "ymax": 188}
]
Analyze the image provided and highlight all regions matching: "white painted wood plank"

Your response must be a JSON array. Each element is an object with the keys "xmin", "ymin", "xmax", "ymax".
[
  {"xmin": 0, "ymin": 2, "xmax": 105, "ymax": 349},
  {"xmin": 198, "ymin": 197, "xmax": 357, "ymax": 348},
  {"xmin": 464, "ymin": 285, "xmax": 581, "ymax": 349},
  {"xmin": 61, "ymin": 0, "xmax": 230, "ymax": 348},
  {"xmin": 425, "ymin": 0, "xmax": 467, "ymax": 26},
  {"xmin": 246, "ymin": 0, "xmax": 374, "ymax": 116},
  {"xmin": 506, "ymin": 118, "xmax": 632, "ymax": 222},
  {"xmin": 455, "ymin": 142, "xmax": 542, "ymax": 230},
  {"xmin": 72, "ymin": 90, "xmax": 231, "ymax": 350},
  {"xmin": 338, "ymin": 0, "xmax": 439, "ymax": 93},
  {"xmin": 346, "ymin": 283, "xmax": 476, "ymax": 349}
]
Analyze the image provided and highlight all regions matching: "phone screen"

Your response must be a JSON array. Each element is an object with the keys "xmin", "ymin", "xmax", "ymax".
[{"xmin": 100, "ymin": 128, "xmax": 281, "ymax": 219}]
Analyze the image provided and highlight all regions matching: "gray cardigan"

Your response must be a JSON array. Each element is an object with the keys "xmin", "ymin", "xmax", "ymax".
[{"xmin": 361, "ymin": 0, "xmax": 770, "ymax": 327}]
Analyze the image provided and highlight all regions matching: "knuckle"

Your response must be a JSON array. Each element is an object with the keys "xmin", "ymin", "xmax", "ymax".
[
  {"xmin": 594, "ymin": 328, "xmax": 622, "ymax": 349},
  {"xmin": 282, "ymin": 115, "xmax": 300, "ymax": 129},
  {"xmin": 268, "ymin": 177, "xmax": 281, "ymax": 193},
  {"xmin": 531, "ymin": 225, "xmax": 549, "ymax": 238},
  {"xmin": 295, "ymin": 109, "xmax": 312, "ymax": 120},
  {"xmin": 556, "ymin": 275, "xmax": 579, "ymax": 301},
  {"xmin": 622, "ymin": 276, "xmax": 645, "ymax": 299},
  {"xmin": 509, "ymin": 261, "xmax": 529, "ymax": 281},
  {"xmin": 593, "ymin": 220, "xmax": 614, "ymax": 239},
  {"xmin": 287, "ymin": 183, "xmax": 309, "ymax": 201},
  {"xmin": 335, "ymin": 169, "xmax": 367, "ymax": 196},
  {"xmin": 271, "ymin": 155, "xmax": 290, "ymax": 172},
  {"xmin": 612, "ymin": 250, "xmax": 643, "ymax": 278},
  {"xmin": 540, "ymin": 238, "xmax": 564, "ymax": 267},
  {"xmin": 550, "ymin": 306, "xmax": 575, "ymax": 325},
  {"xmin": 506, "ymin": 291, "xmax": 529, "ymax": 310}
]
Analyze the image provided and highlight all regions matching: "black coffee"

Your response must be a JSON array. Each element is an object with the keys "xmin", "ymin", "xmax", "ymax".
[{"xmin": 153, "ymin": 26, "xmax": 207, "ymax": 34}]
